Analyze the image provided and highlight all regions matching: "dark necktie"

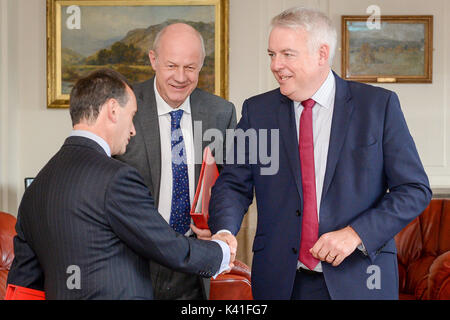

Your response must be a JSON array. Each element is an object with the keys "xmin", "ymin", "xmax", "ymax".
[
  {"xmin": 169, "ymin": 109, "xmax": 191, "ymax": 234},
  {"xmin": 298, "ymin": 98, "xmax": 320, "ymax": 270}
]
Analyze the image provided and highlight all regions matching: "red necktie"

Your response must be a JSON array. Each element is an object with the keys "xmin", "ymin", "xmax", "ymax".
[{"xmin": 298, "ymin": 98, "xmax": 320, "ymax": 270}]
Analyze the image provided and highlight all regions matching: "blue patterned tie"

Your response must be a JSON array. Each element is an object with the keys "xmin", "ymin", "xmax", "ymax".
[{"xmin": 169, "ymin": 110, "xmax": 191, "ymax": 234}]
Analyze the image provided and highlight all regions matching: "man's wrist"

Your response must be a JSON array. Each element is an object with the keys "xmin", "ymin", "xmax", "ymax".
[
  {"xmin": 215, "ymin": 229, "xmax": 232, "ymax": 235},
  {"xmin": 211, "ymin": 239, "xmax": 231, "ymax": 278}
]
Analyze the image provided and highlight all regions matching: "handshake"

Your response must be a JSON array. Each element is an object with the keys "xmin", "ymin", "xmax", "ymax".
[{"xmin": 191, "ymin": 224, "xmax": 237, "ymax": 274}]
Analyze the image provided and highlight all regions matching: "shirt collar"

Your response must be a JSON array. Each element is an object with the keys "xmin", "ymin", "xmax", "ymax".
[
  {"xmin": 154, "ymin": 77, "xmax": 191, "ymax": 116},
  {"xmin": 294, "ymin": 70, "xmax": 335, "ymax": 110},
  {"xmin": 70, "ymin": 130, "xmax": 111, "ymax": 157}
]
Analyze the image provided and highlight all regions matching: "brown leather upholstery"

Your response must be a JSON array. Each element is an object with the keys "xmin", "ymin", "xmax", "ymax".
[
  {"xmin": 210, "ymin": 260, "xmax": 253, "ymax": 300},
  {"xmin": 0, "ymin": 211, "xmax": 17, "ymax": 300},
  {"xmin": 395, "ymin": 199, "xmax": 450, "ymax": 300}
]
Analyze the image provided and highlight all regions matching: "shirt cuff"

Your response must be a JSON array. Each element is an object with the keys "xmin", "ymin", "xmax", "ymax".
[
  {"xmin": 211, "ymin": 239, "xmax": 231, "ymax": 278},
  {"xmin": 215, "ymin": 229, "xmax": 232, "ymax": 235}
]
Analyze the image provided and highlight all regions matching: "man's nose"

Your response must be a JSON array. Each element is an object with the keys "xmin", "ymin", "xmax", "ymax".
[
  {"xmin": 173, "ymin": 67, "xmax": 187, "ymax": 82},
  {"xmin": 130, "ymin": 123, "xmax": 136, "ymax": 137},
  {"xmin": 271, "ymin": 55, "xmax": 284, "ymax": 71}
]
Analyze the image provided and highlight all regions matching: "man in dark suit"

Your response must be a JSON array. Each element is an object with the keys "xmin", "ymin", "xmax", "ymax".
[
  {"xmin": 209, "ymin": 7, "xmax": 432, "ymax": 299},
  {"xmin": 116, "ymin": 23, "xmax": 236, "ymax": 299},
  {"xmin": 7, "ymin": 69, "xmax": 235, "ymax": 300}
]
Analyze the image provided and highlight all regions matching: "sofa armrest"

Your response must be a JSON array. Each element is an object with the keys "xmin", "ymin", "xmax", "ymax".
[
  {"xmin": 210, "ymin": 259, "xmax": 252, "ymax": 300},
  {"xmin": 427, "ymin": 251, "xmax": 450, "ymax": 300},
  {"xmin": 229, "ymin": 260, "xmax": 251, "ymax": 280}
]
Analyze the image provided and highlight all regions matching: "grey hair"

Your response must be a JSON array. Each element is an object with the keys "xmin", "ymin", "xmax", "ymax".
[
  {"xmin": 152, "ymin": 23, "xmax": 206, "ymax": 67},
  {"xmin": 271, "ymin": 7, "xmax": 337, "ymax": 65}
]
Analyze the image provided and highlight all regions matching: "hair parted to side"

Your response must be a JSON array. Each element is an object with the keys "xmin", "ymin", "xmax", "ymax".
[
  {"xmin": 271, "ymin": 7, "xmax": 337, "ymax": 65},
  {"xmin": 69, "ymin": 68, "xmax": 132, "ymax": 126},
  {"xmin": 152, "ymin": 23, "xmax": 206, "ymax": 66}
]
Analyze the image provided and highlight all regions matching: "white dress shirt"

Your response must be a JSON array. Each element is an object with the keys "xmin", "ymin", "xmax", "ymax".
[
  {"xmin": 154, "ymin": 80, "xmax": 196, "ymax": 235},
  {"xmin": 153, "ymin": 79, "xmax": 230, "ymax": 275},
  {"xmin": 218, "ymin": 71, "xmax": 336, "ymax": 271}
]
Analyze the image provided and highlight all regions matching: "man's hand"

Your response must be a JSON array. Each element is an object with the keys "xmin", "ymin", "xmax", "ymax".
[
  {"xmin": 190, "ymin": 224, "xmax": 212, "ymax": 240},
  {"xmin": 190, "ymin": 224, "xmax": 237, "ymax": 273},
  {"xmin": 212, "ymin": 232, "xmax": 238, "ymax": 272},
  {"xmin": 309, "ymin": 226, "xmax": 362, "ymax": 267}
]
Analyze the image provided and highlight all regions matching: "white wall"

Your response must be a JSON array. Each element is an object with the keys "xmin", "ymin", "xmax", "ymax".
[
  {"xmin": 1, "ymin": 0, "xmax": 449, "ymax": 216},
  {"xmin": 329, "ymin": 0, "xmax": 450, "ymax": 188},
  {"xmin": 0, "ymin": 0, "xmax": 20, "ymax": 214},
  {"xmin": 0, "ymin": 0, "xmax": 72, "ymax": 215}
]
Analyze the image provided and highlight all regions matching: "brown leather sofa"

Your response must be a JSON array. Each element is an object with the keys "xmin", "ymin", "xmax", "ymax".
[
  {"xmin": 0, "ymin": 211, "xmax": 17, "ymax": 300},
  {"xmin": 395, "ymin": 199, "xmax": 450, "ymax": 300}
]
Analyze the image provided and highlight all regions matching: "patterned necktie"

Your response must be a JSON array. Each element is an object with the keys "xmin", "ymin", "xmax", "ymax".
[
  {"xmin": 169, "ymin": 109, "xmax": 191, "ymax": 234},
  {"xmin": 298, "ymin": 98, "xmax": 320, "ymax": 270}
]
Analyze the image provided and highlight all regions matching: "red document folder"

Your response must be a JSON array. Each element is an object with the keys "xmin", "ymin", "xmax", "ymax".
[
  {"xmin": 190, "ymin": 147, "xmax": 219, "ymax": 229},
  {"xmin": 5, "ymin": 284, "xmax": 45, "ymax": 300}
]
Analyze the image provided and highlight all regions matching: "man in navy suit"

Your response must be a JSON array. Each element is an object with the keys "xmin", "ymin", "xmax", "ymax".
[
  {"xmin": 209, "ymin": 7, "xmax": 431, "ymax": 299},
  {"xmin": 7, "ymin": 69, "xmax": 235, "ymax": 299}
]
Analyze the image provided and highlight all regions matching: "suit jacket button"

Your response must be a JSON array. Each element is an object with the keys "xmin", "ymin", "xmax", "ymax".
[
  {"xmin": 296, "ymin": 210, "xmax": 301, "ymax": 216},
  {"xmin": 292, "ymin": 248, "xmax": 298, "ymax": 254}
]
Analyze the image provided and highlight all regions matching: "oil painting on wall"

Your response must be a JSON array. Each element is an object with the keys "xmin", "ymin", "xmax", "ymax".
[
  {"xmin": 342, "ymin": 16, "xmax": 433, "ymax": 83},
  {"xmin": 47, "ymin": 0, "xmax": 229, "ymax": 108}
]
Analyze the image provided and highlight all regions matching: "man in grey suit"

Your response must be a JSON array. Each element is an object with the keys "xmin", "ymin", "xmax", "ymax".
[
  {"xmin": 116, "ymin": 23, "xmax": 237, "ymax": 299},
  {"xmin": 7, "ymin": 69, "xmax": 235, "ymax": 299}
]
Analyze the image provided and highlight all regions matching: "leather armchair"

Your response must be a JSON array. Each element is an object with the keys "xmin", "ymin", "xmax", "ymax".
[
  {"xmin": 0, "ymin": 211, "xmax": 17, "ymax": 300},
  {"xmin": 395, "ymin": 199, "xmax": 450, "ymax": 300},
  {"xmin": 210, "ymin": 260, "xmax": 253, "ymax": 300}
]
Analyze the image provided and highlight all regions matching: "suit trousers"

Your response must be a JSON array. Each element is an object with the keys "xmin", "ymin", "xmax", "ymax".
[
  {"xmin": 149, "ymin": 233, "xmax": 205, "ymax": 300},
  {"xmin": 149, "ymin": 260, "xmax": 204, "ymax": 300},
  {"xmin": 290, "ymin": 268, "xmax": 331, "ymax": 300}
]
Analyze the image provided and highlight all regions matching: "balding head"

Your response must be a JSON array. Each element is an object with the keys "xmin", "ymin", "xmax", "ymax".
[{"xmin": 152, "ymin": 23, "xmax": 206, "ymax": 65}]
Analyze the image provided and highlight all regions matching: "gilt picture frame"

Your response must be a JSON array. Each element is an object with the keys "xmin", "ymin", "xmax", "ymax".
[
  {"xmin": 47, "ymin": 0, "xmax": 229, "ymax": 108},
  {"xmin": 341, "ymin": 15, "xmax": 433, "ymax": 83}
]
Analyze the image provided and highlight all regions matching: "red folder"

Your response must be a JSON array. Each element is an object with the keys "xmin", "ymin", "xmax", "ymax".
[
  {"xmin": 5, "ymin": 284, "xmax": 46, "ymax": 300},
  {"xmin": 190, "ymin": 147, "xmax": 219, "ymax": 229}
]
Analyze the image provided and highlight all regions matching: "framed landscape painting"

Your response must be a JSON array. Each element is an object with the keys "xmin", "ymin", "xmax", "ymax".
[
  {"xmin": 341, "ymin": 15, "xmax": 433, "ymax": 83},
  {"xmin": 47, "ymin": 0, "xmax": 229, "ymax": 108}
]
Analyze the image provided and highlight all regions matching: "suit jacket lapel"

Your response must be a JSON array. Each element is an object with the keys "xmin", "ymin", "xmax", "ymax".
[
  {"xmin": 321, "ymin": 73, "xmax": 354, "ymax": 201},
  {"xmin": 277, "ymin": 94, "xmax": 303, "ymax": 201},
  {"xmin": 137, "ymin": 78, "xmax": 162, "ymax": 204},
  {"xmin": 190, "ymin": 89, "xmax": 209, "ymax": 188}
]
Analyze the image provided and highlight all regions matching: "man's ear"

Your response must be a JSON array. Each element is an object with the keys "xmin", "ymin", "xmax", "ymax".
[
  {"xmin": 318, "ymin": 44, "xmax": 330, "ymax": 66},
  {"xmin": 149, "ymin": 50, "xmax": 157, "ymax": 70},
  {"xmin": 105, "ymin": 98, "xmax": 119, "ymax": 124}
]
